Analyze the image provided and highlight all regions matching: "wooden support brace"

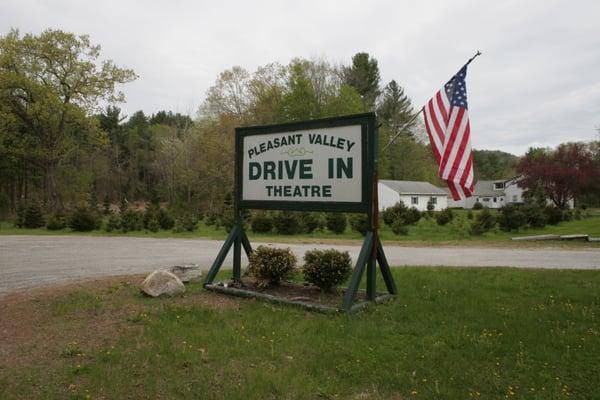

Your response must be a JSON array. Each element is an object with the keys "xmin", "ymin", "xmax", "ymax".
[
  {"xmin": 342, "ymin": 231, "xmax": 373, "ymax": 311},
  {"xmin": 203, "ymin": 225, "xmax": 239, "ymax": 285},
  {"xmin": 376, "ymin": 238, "xmax": 397, "ymax": 295}
]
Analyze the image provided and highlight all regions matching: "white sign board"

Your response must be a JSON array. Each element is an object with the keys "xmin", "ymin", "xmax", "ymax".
[{"xmin": 241, "ymin": 124, "xmax": 362, "ymax": 203}]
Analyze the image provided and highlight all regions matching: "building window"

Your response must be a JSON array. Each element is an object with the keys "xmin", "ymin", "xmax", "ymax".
[
  {"xmin": 512, "ymin": 195, "xmax": 518, "ymax": 202},
  {"xmin": 483, "ymin": 197, "xmax": 490, "ymax": 202},
  {"xmin": 493, "ymin": 197, "xmax": 497, "ymax": 203},
  {"xmin": 429, "ymin": 197, "xmax": 437, "ymax": 205},
  {"xmin": 411, "ymin": 196, "xmax": 419, "ymax": 205},
  {"xmin": 494, "ymin": 182, "xmax": 504, "ymax": 190},
  {"xmin": 500, "ymin": 197, "xmax": 504, "ymax": 202}
]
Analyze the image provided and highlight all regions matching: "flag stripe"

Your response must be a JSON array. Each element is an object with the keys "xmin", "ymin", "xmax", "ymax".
[
  {"xmin": 443, "ymin": 111, "xmax": 470, "ymax": 181},
  {"xmin": 423, "ymin": 107, "xmax": 442, "ymax": 163},
  {"xmin": 439, "ymin": 107, "xmax": 466, "ymax": 178}
]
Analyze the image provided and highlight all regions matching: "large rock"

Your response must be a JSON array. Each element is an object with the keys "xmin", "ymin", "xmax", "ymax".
[
  {"xmin": 140, "ymin": 270, "xmax": 185, "ymax": 297},
  {"xmin": 169, "ymin": 264, "xmax": 202, "ymax": 283}
]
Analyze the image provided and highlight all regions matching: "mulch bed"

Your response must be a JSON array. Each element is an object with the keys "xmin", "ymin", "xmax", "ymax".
[{"xmin": 204, "ymin": 278, "xmax": 382, "ymax": 313}]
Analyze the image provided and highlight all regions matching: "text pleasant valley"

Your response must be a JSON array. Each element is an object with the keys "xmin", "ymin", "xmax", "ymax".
[{"xmin": 245, "ymin": 132, "xmax": 358, "ymax": 199}]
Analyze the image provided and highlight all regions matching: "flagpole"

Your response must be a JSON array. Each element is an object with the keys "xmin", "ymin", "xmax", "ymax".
[
  {"xmin": 381, "ymin": 50, "xmax": 482, "ymax": 153},
  {"xmin": 380, "ymin": 109, "xmax": 423, "ymax": 152},
  {"xmin": 464, "ymin": 50, "xmax": 482, "ymax": 67}
]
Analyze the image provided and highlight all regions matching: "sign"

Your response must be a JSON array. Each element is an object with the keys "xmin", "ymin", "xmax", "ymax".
[{"xmin": 235, "ymin": 113, "xmax": 375, "ymax": 212}]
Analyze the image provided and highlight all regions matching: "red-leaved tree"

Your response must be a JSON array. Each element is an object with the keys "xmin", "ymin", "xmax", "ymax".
[{"xmin": 517, "ymin": 143, "xmax": 599, "ymax": 208}]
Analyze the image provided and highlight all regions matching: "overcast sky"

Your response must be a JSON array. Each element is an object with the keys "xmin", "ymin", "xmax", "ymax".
[{"xmin": 2, "ymin": 0, "xmax": 599, "ymax": 155}]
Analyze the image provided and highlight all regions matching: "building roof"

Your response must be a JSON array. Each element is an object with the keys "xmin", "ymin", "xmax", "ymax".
[
  {"xmin": 380, "ymin": 180, "xmax": 448, "ymax": 196},
  {"xmin": 473, "ymin": 180, "xmax": 501, "ymax": 197},
  {"xmin": 441, "ymin": 179, "xmax": 512, "ymax": 198}
]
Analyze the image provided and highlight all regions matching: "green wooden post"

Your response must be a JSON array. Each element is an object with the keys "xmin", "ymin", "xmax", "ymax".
[
  {"xmin": 204, "ymin": 225, "xmax": 238, "ymax": 285},
  {"xmin": 241, "ymin": 229, "xmax": 253, "ymax": 256},
  {"xmin": 233, "ymin": 229, "xmax": 241, "ymax": 282},
  {"xmin": 376, "ymin": 238, "xmax": 397, "ymax": 295},
  {"xmin": 343, "ymin": 231, "xmax": 373, "ymax": 311},
  {"xmin": 366, "ymin": 123, "xmax": 379, "ymax": 301}
]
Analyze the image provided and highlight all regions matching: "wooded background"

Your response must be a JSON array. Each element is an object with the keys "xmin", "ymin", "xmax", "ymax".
[{"xmin": 1, "ymin": 29, "xmax": 597, "ymax": 219}]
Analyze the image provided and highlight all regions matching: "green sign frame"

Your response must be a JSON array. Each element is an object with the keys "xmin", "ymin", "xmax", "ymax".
[
  {"xmin": 235, "ymin": 113, "xmax": 375, "ymax": 213},
  {"xmin": 204, "ymin": 112, "xmax": 397, "ymax": 312}
]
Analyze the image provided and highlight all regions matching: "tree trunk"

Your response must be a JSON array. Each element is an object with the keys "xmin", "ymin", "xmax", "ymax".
[{"xmin": 44, "ymin": 160, "xmax": 61, "ymax": 210}]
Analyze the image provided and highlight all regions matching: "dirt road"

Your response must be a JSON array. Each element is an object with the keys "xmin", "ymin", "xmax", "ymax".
[{"xmin": 1, "ymin": 235, "xmax": 599, "ymax": 295}]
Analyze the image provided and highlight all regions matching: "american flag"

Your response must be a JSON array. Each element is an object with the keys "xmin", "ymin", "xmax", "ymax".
[{"xmin": 423, "ymin": 66, "xmax": 475, "ymax": 200}]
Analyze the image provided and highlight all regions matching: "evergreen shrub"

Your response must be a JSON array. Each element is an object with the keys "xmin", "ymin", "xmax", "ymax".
[
  {"xmin": 248, "ymin": 246, "xmax": 296, "ymax": 288},
  {"xmin": 469, "ymin": 208, "xmax": 496, "ymax": 235},
  {"xmin": 299, "ymin": 212, "xmax": 320, "ymax": 233},
  {"xmin": 105, "ymin": 213, "xmax": 121, "ymax": 232},
  {"xmin": 46, "ymin": 214, "xmax": 67, "ymax": 230},
  {"xmin": 326, "ymin": 213, "xmax": 347, "ymax": 234},
  {"xmin": 435, "ymin": 208, "xmax": 454, "ymax": 226},
  {"xmin": 23, "ymin": 202, "xmax": 45, "ymax": 228},
  {"xmin": 272, "ymin": 211, "xmax": 301, "ymax": 235},
  {"xmin": 251, "ymin": 212, "xmax": 273, "ymax": 233},
  {"xmin": 349, "ymin": 214, "xmax": 369, "ymax": 236},
  {"xmin": 391, "ymin": 219, "xmax": 409, "ymax": 235},
  {"xmin": 69, "ymin": 207, "xmax": 98, "ymax": 231},
  {"xmin": 544, "ymin": 206, "xmax": 563, "ymax": 225},
  {"xmin": 497, "ymin": 205, "xmax": 526, "ymax": 231},
  {"xmin": 303, "ymin": 249, "xmax": 352, "ymax": 292}
]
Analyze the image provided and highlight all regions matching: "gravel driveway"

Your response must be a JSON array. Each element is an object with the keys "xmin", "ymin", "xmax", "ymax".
[{"xmin": 1, "ymin": 235, "xmax": 599, "ymax": 295}]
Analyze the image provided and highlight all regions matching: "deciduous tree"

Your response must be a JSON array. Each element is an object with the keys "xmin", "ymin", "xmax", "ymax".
[
  {"xmin": 0, "ymin": 28, "xmax": 136, "ymax": 208},
  {"xmin": 517, "ymin": 143, "xmax": 599, "ymax": 208}
]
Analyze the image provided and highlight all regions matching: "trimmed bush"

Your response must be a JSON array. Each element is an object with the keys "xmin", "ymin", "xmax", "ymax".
[
  {"xmin": 391, "ymin": 219, "xmax": 408, "ymax": 235},
  {"xmin": 147, "ymin": 215, "xmax": 160, "ymax": 232},
  {"xmin": 435, "ymin": 208, "xmax": 454, "ymax": 226},
  {"xmin": 248, "ymin": 246, "xmax": 297, "ymax": 288},
  {"xmin": 69, "ymin": 207, "xmax": 98, "ymax": 232},
  {"xmin": 405, "ymin": 207, "xmax": 422, "ymax": 225},
  {"xmin": 205, "ymin": 212, "xmax": 218, "ymax": 226},
  {"xmin": 105, "ymin": 213, "xmax": 121, "ymax": 232},
  {"xmin": 473, "ymin": 202, "xmax": 483, "ymax": 210},
  {"xmin": 469, "ymin": 208, "xmax": 496, "ymax": 235},
  {"xmin": 522, "ymin": 204, "xmax": 547, "ymax": 228},
  {"xmin": 15, "ymin": 201, "xmax": 26, "ymax": 228},
  {"xmin": 179, "ymin": 215, "xmax": 198, "ymax": 232},
  {"xmin": 382, "ymin": 201, "xmax": 408, "ymax": 227},
  {"xmin": 158, "ymin": 208, "xmax": 175, "ymax": 230},
  {"xmin": 121, "ymin": 210, "xmax": 144, "ymax": 232},
  {"xmin": 23, "ymin": 203, "xmax": 45, "ymax": 228},
  {"xmin": 299, "ymin": 212, "xmax": 320, "ymax": 233},
  {"xmin": 219, "ymin": 208, "xmax": 236, "ymax": 232},
  {"xmin": 497, "ymin": 205, "xmax": 526, "ymax": 231},
  {"xmin": 251, "ymin": 212, "xmax": 273, "ymax": 233},
  {"xmin": 544, "ymin": 206, "xmax": 563, "ymax": 225},
  {"xmin": 383, "ymin": 201, "xmax": 420, "ymax": 227},
  {"xmin": 326, "ymin": 213, "xmax": 347, "ymax": 234},
  {"xmin": 46, "ymin": 214, "xmax": 67, "ymax": 230},
  {"xmin": 272, "ymin": 211, "xmax": 301, "ymax": 235},
  {"xmin": 349, "ymin": 214, "xmax": 369, "ymax": 236},
  {"xmin": 303, "ymin": 249, "xmax": 352, "ymax": 292}
]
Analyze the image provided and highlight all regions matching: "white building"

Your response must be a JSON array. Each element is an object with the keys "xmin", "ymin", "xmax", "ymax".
[
  {"xmin": 446, "ymin": 178, "xmax": 519, "ymax": 209},
  {"xmin": 379, "ymin": 180, "xmax": 448, "ymax": 211},
  {"xmin": 445, "ymin": 175, "xmax": 573, "ymax": 209}
]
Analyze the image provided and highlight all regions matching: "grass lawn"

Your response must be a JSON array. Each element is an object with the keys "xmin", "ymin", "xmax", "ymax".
[
  {"xmin": 1, "ymin": 267, "xmax": 599, "ymax": 399},
  {"xmin": 1, "ymin": 211, "xmax": 599, "ymax": 247}
]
